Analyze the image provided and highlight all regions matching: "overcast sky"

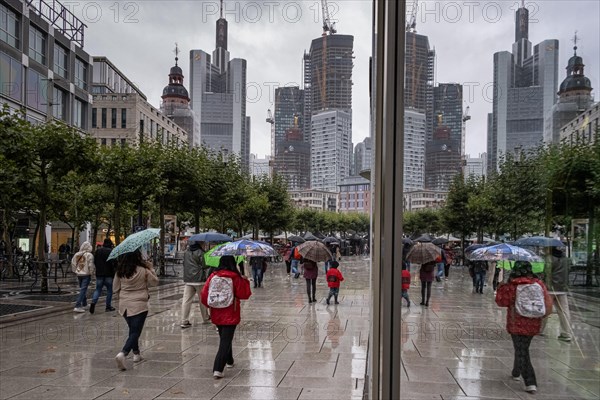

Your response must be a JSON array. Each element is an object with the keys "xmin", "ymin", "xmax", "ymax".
[{"xmin": 78, "ymin": 0, "xmax": 599, "ymax": 158}]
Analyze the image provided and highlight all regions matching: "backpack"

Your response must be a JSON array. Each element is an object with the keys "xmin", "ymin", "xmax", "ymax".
[
  {"xmin": 293, "ymin": 247, "xmax": 302, "ymax": 260},
  {"xmin": 207, "ymin": 276, "xmax": 234, "ymax": 308},
  {"xmin": 327, "ymin": 273, "xmax": 338, "ymax": 283},
  {"xmin": 515, "ymin": 283, "xmax": 546, "ymax": 318}
]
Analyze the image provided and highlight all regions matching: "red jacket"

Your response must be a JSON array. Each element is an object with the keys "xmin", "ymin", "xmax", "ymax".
[
  {"xmin": 495, "ymin": 276, "xmax": 548, "ymax": 336},
  {"xmin": 201, "ymin": 269, "xmax": 252, "ymax": 326},
  {"xmin": 401, "ymin": 270, "xmax": 411, "ymax": 291},
  {"xmin": 326, "ymin": 268, "xmax": 344, "ymax": 288}
]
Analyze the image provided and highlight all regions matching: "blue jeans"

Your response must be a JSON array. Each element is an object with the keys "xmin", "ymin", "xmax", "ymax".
[
  {"xmin": 401, "ymin": 290, "xmax": 410, "ymax": 305},
  {"xmin": 252, "ymin": 267, "xmax": 263, "ymax": 286},
  {"xmin": 475, "ymin": 271, "xmax": 486, "ymax": 293},
  {"xmin": 92, "ymin": 276, "xmax": 113, "ymax": 307},
  {"xmin": 122, "ymin": 311, "xmax": 148, "ymax": 355},
  {"xmin": 436, "ymin": 263, "xmax": 445, "ymax": 278},
  {"xmin": 327, "ymin": 287, "xmax": 339, "ymax": 303},
  {"xmin": 76, "ymin": 275, "xmax": 91, "ymax": 307},
  {"xmin": 291, "ymin": 259, "xmax": 299, "ymax": 274}
]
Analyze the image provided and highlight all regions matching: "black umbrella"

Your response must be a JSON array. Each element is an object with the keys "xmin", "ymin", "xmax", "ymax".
[
  {"xmin": 514, "ymin": 236, "xmax": 565, "ymax": 248},
  {"xmin": 288, "ymin": 235, "xmax": 306, "ymax": 243},
  {"xmin": 322, "ymin": 237, "xmax": 340, "ymax": 245},
  {"xmin": 414, "ymin": 234, "xmax": 434, "ymax": 243},
  {"xmin": 432, "ymin": 237, "xmax": 449, "ymax": 245},
  {"xmin": 465, "ymin": 243, "xmax": 487, "ymax": 254},
  {"xmin": 303, "ymin": 232, "xmax": 320, "ymax": 241},
  {"xmin": 402, "ymin": 237, "xmax": 413, "ymax": 246}
]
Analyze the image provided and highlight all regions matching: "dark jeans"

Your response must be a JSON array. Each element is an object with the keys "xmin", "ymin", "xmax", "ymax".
[
  {"xmin": 401, "ymin": 289, "xmax": 410, "ymax": 305},
  {"xmin": 92, "ymin": 276, "xmax": 113, "ymax": 307},
  {"xmin": 493, "ymin": 268, "xmax": 501, "ymax": 290},
  {"xmin": 76, "ymin": 275, "xmax": 91, "ymax": 307},
  {"xmin": 306, "ymin": 278, "xmax": 316, "ymax": 300},
  {"xmin": 444, "ymin": 263, "xmax": 450, "ymax": 278},
  {"xmin": 285, "ymin": 260, "xmax": 291, "ymax": 274},
  {"xmin": 327, "ymin": 287, "xmax": 339, "ymax": 302},
  {"xmin": 122, "ymin": 310, "xmax": 148, "ymax": 355},
  {"xmin": 420, "ymin": 281, "xmax": 432, "ymax": 304},
  {"xmin": 214, "ymin": 325, "xmax": 236, "ymax": 373},
  {"xmin": 511, "ymin": 334, "xmax": 537, "ymax": 386},
  {"xmin": 252, "ymin": 267, "xmax": 263, "ymax": 287},
  {"xmin": 475, "ymin": 271, "xmax": 486, "ymax": 293}
]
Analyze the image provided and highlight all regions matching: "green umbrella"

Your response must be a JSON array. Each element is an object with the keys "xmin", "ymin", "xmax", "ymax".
[
  {"xmin": 204, "ymin": 244, "xmax": 245, "ymax": 267},
  {"xmin": 108, "ymin": 228, "xmax": 160, "ymax": 261}
]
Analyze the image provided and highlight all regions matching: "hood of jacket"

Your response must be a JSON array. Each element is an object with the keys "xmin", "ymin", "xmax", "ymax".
[
  {"xmin": 214, "ymin": 269, "xmax": 241, "ymax": 279},
  {"xmin": 508, "ymin": 276, "xmax": 538, "ymax": 286},
  {"xmin": 79, "ymin": 241, "xmax": 93, "ymax": 253}
]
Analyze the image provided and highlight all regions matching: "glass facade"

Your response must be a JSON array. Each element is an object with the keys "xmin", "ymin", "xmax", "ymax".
[
  {"xmin": 0, "ymin": 3, "xmax": 19, "ymax": 48},
  {"xmin": 26, "ymin": 69, "xmax": 47, "ymax": 112},
  {"xmin": 0, "ymin": 51, "xmax": 22, "ymax": 100},
  {"xmin": 52, "ymin": 87, "xmax": 67, "ymax": 121},
  {"xmin": 28, "ymin": 25, "xmax": 46, "ymax": 64},
  {"xmin": 53, "ymin": 44, "xmax": 68, "ymax": 79},
  {"xmin": 74, "ymin": 57, "xmax": 87, "ymax": 90}
]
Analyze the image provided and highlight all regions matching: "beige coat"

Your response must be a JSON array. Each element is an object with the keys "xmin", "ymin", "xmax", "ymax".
[
  {"xmin": 71, "ymin": 241, "xmax": 95, "ymax": 276},
  {"xmin": 114, "ymin": 264, "xmax": 159, "ymax": 317}
]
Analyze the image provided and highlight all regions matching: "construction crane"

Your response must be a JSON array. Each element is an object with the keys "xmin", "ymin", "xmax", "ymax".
[
  {"xmin": 406, "ymin": 0, "xmax": 418, "ymax": 32},
  {"xmin": 461, "ymin": 105, "xmax": 471, "ymax": 175},
  {"xmin": 266, "ymin": 108, "xmax": 275, "ymax": 160},
  {"xmin": 321, "ymin": 0, "xmax": 336, "ymax": 35}
]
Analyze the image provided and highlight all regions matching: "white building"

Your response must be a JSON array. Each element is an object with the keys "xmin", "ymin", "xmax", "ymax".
[
  {"xmin": 250, "ymin": 154, "xmax": 272, "ymax": 179},
  {"xmin": 560, "ymin": 102, "xmax": 599, "ymax": 144},
  {"xmin": 289, "ymin": 189, "xmax": 338, "ymax": 212},
  {"xmin": 310, "ymin": 109, "xmax": 352, "ymax": 192},
  {"xmin": 465, "ymin": 153, "xmax": 487, "ymax": 181},
  {"xmin": 403, "ymin": 190, "xmax": 448, "ymax": 212},
  {"xmin": 404, "ymin": 109, "xmax": 426, "ymax": 191}
]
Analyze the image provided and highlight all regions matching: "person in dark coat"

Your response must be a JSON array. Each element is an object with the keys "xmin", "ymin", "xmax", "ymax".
[
  {"xmin": 419, "ymin": 261, "xmax": 435, "ymax": 307},
  {"xmin": 201, "ymin": 255, "xmax": 252, "ymax": 379},
  {"xmin": 496, "ymin": 261, "xmax": 551, "ymax": 395},
  {"xmin": 542, "ymin": 247, "xmax": 573, "ymax": 341},
  {"xmin": 90, "ymin": 238, "xmax": 117, "ymax": 313},
  {"xmin": 303, "ymin": 259, "xmax": 319, "ymax": 303}
]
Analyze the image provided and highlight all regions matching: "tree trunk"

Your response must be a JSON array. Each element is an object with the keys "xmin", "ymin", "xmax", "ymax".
[
  {"xmin": 194, "ymin": 210, "xmax": 200, "ymax": 234},
  {"xmin": 1, "ymin": 209, "xmax": 14, "ymax": 278},
  {"xmin": 159, "ymin": 197, "xmax": 165, "ymax": 276},
  {"xmin": 114, "ymin": 189, "xmax": 121, "ymax": 245},
  {"xmin": 586, "ymin": 205, "xmax": 595, "ymax": 286},
  {"xmin": 37, "ymin": 206, "xmax": 48, "ymax": 293}
]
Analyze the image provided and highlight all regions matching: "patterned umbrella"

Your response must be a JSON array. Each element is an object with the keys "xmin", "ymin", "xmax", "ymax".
[
  {"xmin": 188, "ymin": 232, "xmax": 232, "ymax": 243},
  {"xmin": 204, "ymin": 245, "xmax": 245, "ymax": 268},
  {"xmin": 107, "ymin": 228, "xmax": 160, "ymax": 261},
  {"xmin": 210, "ymin": 240, "xmax": 277, "ymax": 257},
  {"xmin": 467, "ymin": 243, "xmax": 542, "ymax": 262},
  {"xmin": 295, "ymin": 241, "xmax": 332, "ymax": 262},
  {"xmin": 405, "ymin": 242, "xmax": 441, "ymax": 264}
]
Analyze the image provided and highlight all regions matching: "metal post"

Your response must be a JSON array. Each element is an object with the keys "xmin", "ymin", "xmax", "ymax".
[{"xmin": 370, "ymin": 0, "xmax": 405, "ymax": 399}]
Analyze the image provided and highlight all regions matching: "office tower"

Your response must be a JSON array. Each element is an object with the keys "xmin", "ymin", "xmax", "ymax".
[
  {"xmin": 0, "ymin": 0, "xmax": 92, "ymax": 129},
  {"xmin": 353, "ymin": 137, "xmax": 372, "ymax": 176},
  {"xmin": 189, "ymin": 3, "xmax": 250, "ymax": 169},
  {"xmin": 465, "ymin": 153, "xmax": 487, "ymax": 181},
  {"xmin": 545, "ymin": 37, "xmax": 594, "ymax": 144},
  {"xmin": 304, "ymin": 33, "xmax": 354, "ymax": 191},
  {"xmin": 488, "ymin": 4, "xmax": 559, "ymax": 174},
  {"xmin": 310, "ymin": 109, "xmax": 352, "ymax": 192},
  {"xmin": 403, "ymin": 109, "xmax": 426, "ymax": 191},
  {"xmin": 161, "ymin": 48, "xmax": 199, "ymax": 147},
  {"xmin": 405, "ymin": 31, "xmax": 435, "ymax": 141}
]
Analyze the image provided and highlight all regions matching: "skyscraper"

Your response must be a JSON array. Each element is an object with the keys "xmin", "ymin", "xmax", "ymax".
[
  {"xmin": 403, "ymin": 109, "xmax": 426, "ymax": 191},
  {"xmin": 189, "ymin": 3, "xmax": 250, "ymax": 169},
  {"xmin": 488, "ymin": 4, "xmax": 559, "ymax": 174},
  {"xmin": 405, "ymin": 31, "xmax": 435, "ymax": 141},
  {"xmin": 161, "ymin": 48, "xmax": 199, "ymax": 148},
  {"xmin": 304, "ymin": 33, "xmax": 354, "ymax": 191}
]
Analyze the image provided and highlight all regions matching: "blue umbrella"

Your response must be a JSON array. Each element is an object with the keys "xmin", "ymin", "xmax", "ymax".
[
  {"xmin": 467, "ymin": 243, "xmax": 541, "ymax": 262},
  {"xmin": 514, "ymin": 236, "xmax": 565, "ymax": 248},
  {"xmin": 108, "ymin": 228, "xmax": 160, "ymax": 261},
  {"xmin": 210, "ymin": 240, "xmax": 277, "ymax": 257},
  {"xmin": 188, "ymin": 232, "xmax": 232, "ymax": 243}
]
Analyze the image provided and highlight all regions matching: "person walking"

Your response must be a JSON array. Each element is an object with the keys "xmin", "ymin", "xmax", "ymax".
[
  {"xmin": 419, "ymin": 261, "xmax": 435, "ymax": 307},
  {"xmin": 473, "ymin": 260, "xmax": 488, "ymax": 294},
  {"xmin": 443, "ymin": 246, "xmax": 452, "ymax": 280},
  {"xmin": 325, "ymin": 261, "xmax": 344, "ymax": 305},
  {"xmin": 290, "ymin": 243, "xmax": 301, "ymax": 279},
  {"xmin": 250, "ymin": 256, "xmax": 267, "ymax": 288},
  {"xmin": 401, "ymin": 261, "xmax": 411, "ymax": 307},
  {"xmin": 435, "ymin": 247, "xmax": 446, "ymax": 282},
  {"xmin": 201, "ymin": 255, "xmax": 252, "ymax": 379},
  {"xmin": 495, "ymin": 261, "xmax": 552, "ymax": 394},
  {"xmin": 113, "ymin": 249, "xmax": 159, "ymax": 371},
  {"xmin": 71, "ymin": 241, "xmax": 95, "ymax": 312},
  {"xmin": 180, "ymin": 241, "xmax": 210, "ymax": 329},
  {"xmin": 90, "ymin": 239, "xmax": 117, "ymax": 314},
  {"xmin": 283, "ymin": 243, "xmax": 292, "ymax": 275},
  {"xmin": 544, "ymin": 247, "xmax": 573, "ymax": 342},
  {"xmin": 303, "ymin": 259, "xmax": 319, "ymax": 303}
]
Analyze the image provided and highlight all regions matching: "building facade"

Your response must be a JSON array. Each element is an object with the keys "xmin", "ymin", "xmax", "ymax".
[
  {"xmin": 560, "ymin": 102, "xmax": 599, "ymax": 144},
  {"xmin": 1, "ymin": 0, "xmax": 92, "ymax": 128},
  {"xmin": 189, "ymin": 7, "xmax": 249, "ymax": 169},
  {"xmin": 249, "ymin": 154, "xmax": 271, "ymax": 179},
  {"xmin": 405, "ymin": 31, "xmax": 435, "ymax": 141},
  {"xmin": 403, "ymin": 190, "xmax": 448, "ymax": 212},
  {"xmin": 404, "ymin": 109, "xmax": 426, "ymax": 191},
  {"xmin": 487, "ymin": 4, "xmax": 559, "ymax": 174},
  {"xmin": 465, "ymin": 153, "xmax": 487, "ymax": 181},
  {"xmin": 425, "ymin": 124, "xmax": 462, "ymax": 191},
  {"xmin": 289, "ymin": 189, "xmax": 338, "ymax": 212},
  {"xmin": 338, "ymin": 175, "xmax": 370, "ymax": 213},
  {"xmin": 545, "ymin": 43, "xmax": 594, "ymax": 144},
  {"xmin": 310, "ymin": 109, "xmax": 352, "ymax": 192},
  {"xmin": 90, "ymin": 57, "xmax": 187, "ymax": 147},
  {"xmin": 353, "ymin": 136, "xmax": 372, "ymax": 176}
]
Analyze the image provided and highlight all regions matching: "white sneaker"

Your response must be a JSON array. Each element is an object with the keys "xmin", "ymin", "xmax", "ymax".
[
  {"xmin": 115, "ymin": 352, "xmax": 126, "ymax": 371},
  {"xmin": 225, "ymin": 363, "xmax": 234, "ymax": 368},
  {"xmin": 213, "ymin": 371, "xmax": 224, "ymax": 379},
  {"xmin": 133, "ymin": 353, "xmax": 143, "ymax": 362},
  {"xmin": 525, "ymin": 385, "xmax": 537, "ymax": 394},
  {"xmin": 512, "ymin": 375, "xmax": 521, "ymax": 381},
  {"xmin": 73, "ymin": 307, "xmax": 85, "ymax": 313}
]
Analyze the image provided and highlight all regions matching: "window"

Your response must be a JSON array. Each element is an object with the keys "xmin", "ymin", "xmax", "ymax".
[
  {"xmin": 111, "ymin": 138, "xmax": 116, "ymax": 146},
  {"xmin": 28, "ymin": 25, "xmax": 46, "ymax": 64},
  {"xmin": 52, "ymin": 87, "xmax": 67, "ymax": 121},
  {"xmin": 101, "ymin": 138, "xmax": 107, "ymax": 146},
  {"xmin": 73, "ymin": 98, "xmax": 85, "ymax": 129},
  {"xmin": 111, "ymin": 108, "xmax": 117, "ymax": 128},
  {"xmin": 74, "ymin": 58, "xmax": 87, "ymax": 90},
  {"xmin": 0, "ymin": 51, "xmax": 22, "ymax": 100},
  {"xmin": 101, "ymin": 108, "xmax": 107, "ymax": 128},
  {"xmin": 121, "ymin": 108, "xmax": 127, "ymax": 128},
  {"xmin": 92, "ymin": 108, "xmax": 97, "ymax": 128},
  {"xmin": 0, "ymin": 4, "xmax": 19, "ymax": 48},
  {"xmin": 120, "ymin": 138, "xmax": 126, "ymax": 147},
  {"xmin": 53, "ymin": 44, "xmax": 68, "ymax": 78},
  {"xmin": 26, "ymin": 69, "xmax": 47, "ymax": 112}
]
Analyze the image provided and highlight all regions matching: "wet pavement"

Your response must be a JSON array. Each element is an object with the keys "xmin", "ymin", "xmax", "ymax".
[{"xmin": 0, "ymin": 258, "xmax": 598, "ymax": 399}]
